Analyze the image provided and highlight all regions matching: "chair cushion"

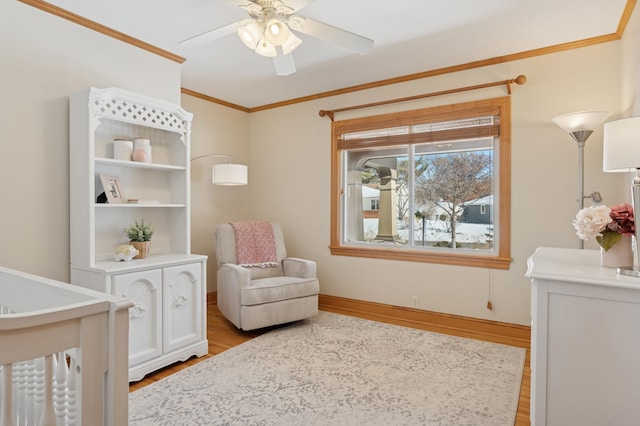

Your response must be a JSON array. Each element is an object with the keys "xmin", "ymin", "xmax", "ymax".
[{"xmin": 241, "ymin": 276, "xmax": 319, "ymax": 306}]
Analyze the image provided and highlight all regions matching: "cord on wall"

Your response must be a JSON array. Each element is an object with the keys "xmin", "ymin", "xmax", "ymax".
[{"xmin": 486, "ymin": 270, "xmax": 494, "ymax": 311}]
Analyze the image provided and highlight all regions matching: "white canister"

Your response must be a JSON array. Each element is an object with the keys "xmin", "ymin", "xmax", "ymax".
[
  {"xmin": 113, "ymin": 139, "xmax": 133, "ymax": 161},
  {"xmin": 132, "ymin": 138, "xmax": 152, "ymax": 163}
]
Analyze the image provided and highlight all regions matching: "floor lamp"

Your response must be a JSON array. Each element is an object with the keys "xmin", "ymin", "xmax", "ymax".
[
  {"xmin": 190, "ymin": 154, "xmax": 248, "ymax": 186},
  {"xmin": 603, "ymin": 116, "xmax": 640, "ymax": 277},
  {"xmin": 553, "ymin": 111, "xmax": 609, "ymax": 248}
]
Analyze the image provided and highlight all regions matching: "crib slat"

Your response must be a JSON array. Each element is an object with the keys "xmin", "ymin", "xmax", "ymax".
[
  {"xmin": 66, "ymin": 357, "xmax": 76, "ymax": 426},
  {"xmin": 54, "ymin": 352, "xmax": 68, "ymax": 424},
  {"xmin": 15, "ymin": 362, "xmax": 25, "ymax": 426},
  {"xmin": 39, "ymin": 355, "xmax": 56, "ymax": 426},
  {"xmin": 35, "ymin": 357, "xmax": 44, "ymax": 423},
  {"xmin": 1, "ymin": 364, "xmax": 13, "ymax": 426},
  {"xmin": 26, "ymin": 360, "xmax": 36, "ymax": 425}
]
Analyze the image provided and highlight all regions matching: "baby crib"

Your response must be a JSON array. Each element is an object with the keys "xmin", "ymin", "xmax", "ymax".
[{"xmin": 0, "ymin": 266, "xmax": 133, "ymax": 426}]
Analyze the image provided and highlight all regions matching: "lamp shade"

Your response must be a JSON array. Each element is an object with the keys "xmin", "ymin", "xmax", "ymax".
[
  {"xmin": 254, "ymin": 39, "xmax": 277, "ymax": 57},
  {"xmin": 212, "ymin": 163, "xmax": 248, "ymax": 185},
  {"xmin": 237, "ymin": 21, "xmax": 262, "ymax": 50},
  {"xmin": 603, "ymin": 117, "xmax": 640, "ymax": 172},
  {"xmin": 264, "ymin": 15, "xmax": 290, "ymax": 46},
  {"xmin": 281, "ymin": 32, "xmax": 302, "ymax": 55},
  {"xmin": 552, "ymin": 111, "xmax": 610, "ymax": 133}
]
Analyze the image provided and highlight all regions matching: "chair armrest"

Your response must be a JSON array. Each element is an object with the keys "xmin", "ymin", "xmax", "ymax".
[
  {"xmin": 282, "ymin": 257, "xmax": 316, "ymax": 279},
  {"xmin": 218, "ymin": 263, "xmax": 251, "ymax": 289},
  {"xmin": 217, "ymin": 263, "xmax": 251, "ymax": 329}
]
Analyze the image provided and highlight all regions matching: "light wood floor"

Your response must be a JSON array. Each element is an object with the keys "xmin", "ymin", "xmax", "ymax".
[{"xmin": 130, "ymin": 303, "xmax": 531, "ymax": 426}]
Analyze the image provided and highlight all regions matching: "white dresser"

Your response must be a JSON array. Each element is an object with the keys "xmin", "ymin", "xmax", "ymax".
[{"xmin": 526, "ymin": 247, "xmax": 640, "ymax": 426}]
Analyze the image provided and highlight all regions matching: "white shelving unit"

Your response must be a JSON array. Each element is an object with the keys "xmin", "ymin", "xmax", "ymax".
[{"xmin": 69, "ymin": 87, "xmax": 208, "ymax": 382}]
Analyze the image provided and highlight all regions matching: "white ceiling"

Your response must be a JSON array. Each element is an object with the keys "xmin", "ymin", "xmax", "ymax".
[{"xmin": 45, "ymin": 0, "xmax": 628, "ymax": 109}]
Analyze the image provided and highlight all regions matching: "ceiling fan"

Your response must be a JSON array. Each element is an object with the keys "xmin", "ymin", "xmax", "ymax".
[{"xmin": 179, "ymin": 0, "xmax": 374, "ymax": 76}]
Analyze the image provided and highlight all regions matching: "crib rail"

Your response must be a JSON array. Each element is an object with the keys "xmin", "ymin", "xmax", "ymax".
[{"xmin": 0, "ymin": 267, "xmax": 133, "ymax": 426}]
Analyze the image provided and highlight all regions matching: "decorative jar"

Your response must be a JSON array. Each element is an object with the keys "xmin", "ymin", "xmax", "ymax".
[
  {"xmin": 132, "ymin": 138, "xmax": 152, "ymax": 163},
  {"xmin": 113, "ymin": 139, "xmax": 133, "ymax": 161}
]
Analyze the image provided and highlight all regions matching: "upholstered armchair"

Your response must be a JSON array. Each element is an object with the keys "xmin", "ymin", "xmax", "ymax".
[{"xmin": 215, "ymin": 222, "xmax": 319, "ymax": 331}]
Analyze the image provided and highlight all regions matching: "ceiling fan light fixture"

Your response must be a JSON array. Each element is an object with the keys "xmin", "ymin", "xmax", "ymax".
[
  {"xmin": 237, "ymin": 21, "xmax": 262, "ymax": 50},
  {"xmin": 180, "ymin": 0, "xmax": 375, "ymax": 77},
  {"xmin": 281, "ymin": 32, "xmax": 302, "ymax": 55}
]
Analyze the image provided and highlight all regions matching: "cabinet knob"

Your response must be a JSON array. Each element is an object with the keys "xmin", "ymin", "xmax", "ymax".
[
  {"xmin": 130, "ymin": 303, "xmax": 147, "ymax": 319},
  {"xmin": 175, "ymin": 294, "xmax": 188, "ymax": 307}
]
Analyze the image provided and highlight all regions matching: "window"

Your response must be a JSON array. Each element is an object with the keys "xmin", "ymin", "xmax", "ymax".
[{"xmin": 330, "ymin": 97, "xmax": 511, "ymax": 269}]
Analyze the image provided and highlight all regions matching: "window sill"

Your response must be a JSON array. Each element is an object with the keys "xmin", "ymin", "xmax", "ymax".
[{"xmin": 329, "ymin": 245, "xmax": 512, "ymax": 270}]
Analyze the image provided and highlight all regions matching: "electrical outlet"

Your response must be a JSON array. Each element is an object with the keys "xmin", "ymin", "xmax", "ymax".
[{"xmin": 411, "ymin": 296, "xmax": 419, "ymax": 307}]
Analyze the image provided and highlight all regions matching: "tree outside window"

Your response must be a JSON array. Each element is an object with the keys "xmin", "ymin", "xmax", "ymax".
[{"xmin": 415, "ymin": 150, "xmax": 493, "ymax": 249}]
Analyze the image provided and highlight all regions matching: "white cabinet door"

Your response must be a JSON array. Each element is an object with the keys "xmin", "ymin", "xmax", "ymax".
[
  {"xmin": 113, "ymin": 269, "xmax": 162, "ymax": 366},
  {"xmin": 162, "ymin": 263, "xmax": 202, "ymax": 353}
]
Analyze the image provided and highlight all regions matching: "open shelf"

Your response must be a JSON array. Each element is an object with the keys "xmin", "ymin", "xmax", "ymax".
[{"xmin": 95, "ymin": 157, "xmax": 185, "ymax": 171}]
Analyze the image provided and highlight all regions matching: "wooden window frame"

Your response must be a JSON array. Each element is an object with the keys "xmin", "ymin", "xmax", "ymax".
[{"xmin": 329, "ymin": 96, "xmax": 512, "ymax": 270}]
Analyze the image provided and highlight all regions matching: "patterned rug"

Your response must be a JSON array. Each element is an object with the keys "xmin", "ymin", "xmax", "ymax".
[{"xmin": 129, "ymin": 311, "xmax": 525, "ymax": 425}]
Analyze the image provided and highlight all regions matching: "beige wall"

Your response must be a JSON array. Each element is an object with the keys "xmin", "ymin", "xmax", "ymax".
[
  {"xmin": 0, "ymin": 1, "xmax": 181, "ymax": 281},
  {"xmin": 181, "ymin": 95, "xmax": 250, "ymax": 291},
  {"xmin": 622, "ymin": 2, "xmax": 640, "ymax": 115},
  {"xmin": 4, "ymin": 0, "xmax": 639, "ymax": 326}
]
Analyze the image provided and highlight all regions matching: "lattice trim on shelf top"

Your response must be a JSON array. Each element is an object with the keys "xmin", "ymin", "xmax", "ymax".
[{"xmin": 92, "ymin": 97, "xmax": 188, "ymax": 133}]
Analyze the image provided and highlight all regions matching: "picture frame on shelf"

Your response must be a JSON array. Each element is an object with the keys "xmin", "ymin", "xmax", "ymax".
[{"xmin": 100, "ymin": 174, "xmax": 126, "ymax": 204}]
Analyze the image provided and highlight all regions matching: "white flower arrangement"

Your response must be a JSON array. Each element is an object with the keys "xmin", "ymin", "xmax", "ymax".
[
  {"xmin": 572, "ymin": 205, "xmax": 612, "ymax": 241},
  {"xmin": 573, "ymin": 203, "xmax": 635, "ymax": 251}
]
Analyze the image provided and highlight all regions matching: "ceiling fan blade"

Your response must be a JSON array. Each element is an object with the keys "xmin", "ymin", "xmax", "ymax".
[
  {"xmin": 179, "ymin": 21, "xmax": 240, "ymax": 48},
  {"xmin": 289, "ymin": 16, "xmax": 373, "ymax": 54},
  {"xmin": 273, "ymin": 53, "xmax": 296, "ymax": 76}
]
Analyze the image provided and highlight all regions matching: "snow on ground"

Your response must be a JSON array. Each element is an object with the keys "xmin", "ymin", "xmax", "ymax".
[{"xmin": 364, "ymin": 219, "xmax": 492, "ymax": 246}]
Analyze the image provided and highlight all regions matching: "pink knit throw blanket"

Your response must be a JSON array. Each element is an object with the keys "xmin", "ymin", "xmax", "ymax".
[{"xmin": 230, "ymin": 221, "xmax": 278, "ymax": 268}]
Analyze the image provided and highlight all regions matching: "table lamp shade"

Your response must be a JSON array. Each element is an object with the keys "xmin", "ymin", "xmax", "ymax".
[{"xmin": 603, "ymin": 117, "xmax": 640, "ymax": 172}]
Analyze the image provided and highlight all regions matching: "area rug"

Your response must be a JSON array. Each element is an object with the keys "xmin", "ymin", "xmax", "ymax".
[{"xmin": 129, "ymin": 311, "xmax": 525, "ymax": 426}]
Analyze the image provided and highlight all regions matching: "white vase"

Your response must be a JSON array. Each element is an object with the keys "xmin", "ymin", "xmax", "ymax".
[{"xmin": 600, "ymin": 234, "xmax": 634, "ymax": 268}]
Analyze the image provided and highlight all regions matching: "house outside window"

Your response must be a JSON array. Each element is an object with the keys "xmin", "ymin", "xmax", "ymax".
[{"xmin": 329, "ymin": 97, "xmax": 512, "ymax": 269}]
